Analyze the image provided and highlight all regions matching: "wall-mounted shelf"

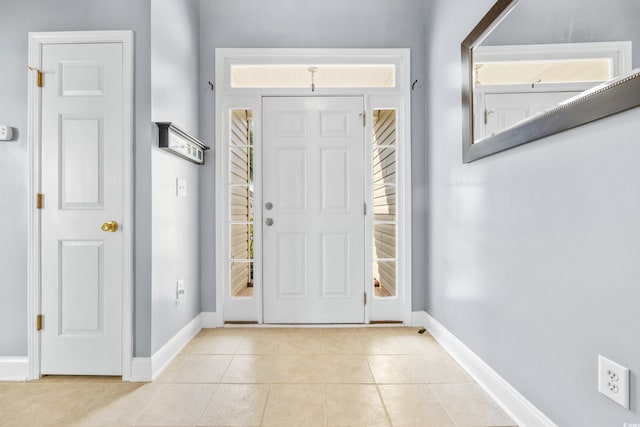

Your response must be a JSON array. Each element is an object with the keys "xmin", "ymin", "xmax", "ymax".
[{"xmin": 156, "ymin": 122, "xmax": 209, "ymax": 164}]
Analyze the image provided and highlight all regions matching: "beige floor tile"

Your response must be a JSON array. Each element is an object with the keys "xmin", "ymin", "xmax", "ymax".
[
  {"xmin": 155, "ymin": 355, "xmax": 187, "ymax": 383},
  {"xmin": 325, "ymin": 384, "xmax": 390, "ymax": 427},
  {"xmin": 236, "ymin": 335, "xmax": 282, "ymax": 354},
  {"xmin": 197, "ymin": 384, "xmax": 268, "ymax": 426},
  {"xmin": 412, "ymin": 354, "xmax": 473, "ymax": 384},
  {"xmin": 245, "ymin": 327, "xmax": 290, "ymax": 336},
  {"xmin": 320, "ymin": 334, "xmax": 365, "ymax": 354},
  {"xmin": 221, "ymin": 355, "xmax": 276, "ymax": 383},
  {"xmin": 206, "ymin": 327, "xmax": 250, "ymax": 337},
  {"xmin": 180, "ymin": 336, "xmax": 205, "ymax": 355},
  {"xmin": 378, "ymin": 384, "xmax": 456, "ymax": 427},
  {"xmin": 277, "ymin": 335, "xmax": 324, "ymax": 354},
  {"xmin": 367, "ymin": 355, "xmax": 425, "ymax": 384},
  {"xmin": 431, "ymin": 383, "xmax": 516, "ymax": 427},
  {"xmin": 261, "ymin": 384, "xmax": 325, "ymax": 427},
  {"xmin": 193, "ymin": 335, "xmax": 242, "ymax": 354},
  {"xmin": 360, "ymin": 335, "xmax": 406, "ymax": 355},
  {"xmin": 37, "ymin": 375, "xmax": 124, "ymax": 384},
  {"xmin": 322, "ymin": 355, "xmax": 375, "ymax": 383},
  {"xmin": 387, "ymin": 327, "xmax": 425, "ymax": 336},
  {"xmin": 396, "ymin": 334, "xmax": 447, "ymax": 355},
  {"xmin": 2, "ymin": 328, "xmax": 516, "ymax": 427},
  {"xmin": 75, "ymin": 383, "xmax": 161, "ymax": 427},
  {"xmin": 167, "ymin": 355, "xmax": 233, "ymax": 384},
  {"xmin": 3, "ymin": 384, "xmax": 116, "ymax": 427},
  {"xmin": 271, "ymin": 355, "xmax": 326, "ymax": 383},
  {"xmin": 132, "ymin": 383, "xmax": 217, "ymax": 426}
]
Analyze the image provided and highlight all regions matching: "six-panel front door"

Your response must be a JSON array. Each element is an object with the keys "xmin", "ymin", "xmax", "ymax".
[
  {"xmin": 262, "ymin": 97, "xmax": 365, "ymax": 324},
  {"xmin": 40, "ymin": 42, "xmax": 125, "ymax": 375}
]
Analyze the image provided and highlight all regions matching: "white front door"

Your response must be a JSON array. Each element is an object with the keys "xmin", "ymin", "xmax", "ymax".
[
  {"xmin": 262, "ymin": 97, "xmax": 365, "ymax": 324},
  {"xmin": 40, "ymin": 42, "xmax": 125, "ymax": 375}
]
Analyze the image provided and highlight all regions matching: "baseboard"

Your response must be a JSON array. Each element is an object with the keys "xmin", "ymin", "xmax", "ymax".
[
  {"xmin": 126, "ymin": 312, "xmax": 207, "ymax": 382},
  {"xmin": 200, "ymin": 311, "xmax": 223, "ymax": 328},
  {"xmin": 128, "ymin": 357, "xmax": 152, "ymax": 382},
  {"xmin": 150, "ymin": 313, "xmax": 203, "ymax": 380},
  {"xmin": 410, "ymin": 310, "xmax": 427, "ymax": 327},
  {"xmin": 0, "ymin": 357, "xmax": 29, "ymax": 381},
  {"xmin": 413, "ymin": 311, "xmax": 557, "ymax": 427}
]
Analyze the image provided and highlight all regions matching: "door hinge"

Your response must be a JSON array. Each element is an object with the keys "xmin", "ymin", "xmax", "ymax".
[
  {"xmin": 360, "ymin": 111, "xmax": 366, "ymax": 127},
  {"xmin": 364, "ymin": 292, "xmax": 367, "ymax": 305},
  {"xmin": 36, "ymin": 314, "xmax": 43, "ymax": 331},
  {"xmin": 363, "ymin": 202, "xmax": 367, "ymax": 215},
  {"xmin": 36, "ymin": 193, "xmax": 43, "ymax": 209}
]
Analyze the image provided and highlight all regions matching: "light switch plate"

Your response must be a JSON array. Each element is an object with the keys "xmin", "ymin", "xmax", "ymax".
[
  {"xmin": 0, "ymin": 125, "xmax": 13, "ymax": 141},
  {"xmin": 176, "ymin": 178, "xmax": 187, "ymax": 197}
]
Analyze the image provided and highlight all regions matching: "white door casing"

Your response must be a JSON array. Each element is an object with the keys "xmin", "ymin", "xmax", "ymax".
[
  {"xmin": 215, "ymin": 49, "xmax": 412, "ymax": 326},
  {"xmin": 28, "ymin": 32, "xmax": 133, "ymax": 378},
  {"xmin": 262, "ymin": 97, "xmax": 365, "ymax": 324}
]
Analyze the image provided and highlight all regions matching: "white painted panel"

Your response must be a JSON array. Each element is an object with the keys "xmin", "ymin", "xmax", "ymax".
[
  {"xmin": 41, "ymin": 41, "xmax": 124, "ymax": 375},
  {"xmin": 60, "ymin": 61, "xmax": 105, "ymax": 97},
  {"xmin": 277, "ymin": 149, "xmax": 307, "ymax": 212},
  {"xmin": 60, "ymin": 115, "xmax": 103, "ymax": 208},
  {"xmin": 59, "ymin": 241, "xmax": 103, "ymax": 334},
  {"xmin": 276, "ymin": 111, "xmax": 307, "ymax": 137},
  {"xmin": 277, "ymin": 233, "xmax": 307, "ymax": 297},
  {"xmin": 321, "ymin": 233, "xmax": 350, "ymax": 297},
  {"xmin": 320, "ymin": 111, "xmax": 350, "ymax": 137},
  {"xmin": 263, "ymin": 96, "xmax": 365, "ymax": 324},
  {"xmin": 321, "ymin": 148, "xmax": 350, "ymax": 212}
]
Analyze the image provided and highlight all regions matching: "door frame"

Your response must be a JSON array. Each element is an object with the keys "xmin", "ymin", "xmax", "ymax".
[
  {"xmin": 215, "ymin": 48, "xmax": 412, "ymax": 325},
  {"xmin": 27, "ymin": 31, "xmax": 134, "ymax": 380}
]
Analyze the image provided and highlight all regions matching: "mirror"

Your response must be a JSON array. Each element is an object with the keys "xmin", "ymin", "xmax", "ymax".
[{"xmin": 462, "ymin": 0, "xmax": 640, "ymax": 163}]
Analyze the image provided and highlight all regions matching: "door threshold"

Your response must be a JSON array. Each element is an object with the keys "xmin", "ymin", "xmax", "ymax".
[{"xmin": 222, "ymin": 323, "xmax": 406, "ymax": 328}]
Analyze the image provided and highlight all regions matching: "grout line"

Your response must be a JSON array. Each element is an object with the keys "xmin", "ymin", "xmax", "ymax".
[
  {"xmin": 375, "ymin": 383, "xmax": 394, "ymax": 427},
  {"xmin": 427, "ymin": 383, "xmax": 461, "ymax": 427},
  {"xmin": 258, "ymin": 383, "xmax": 272, "ymax": 426},
  {"xmin": 323, "ymin": 383, "xmax": 328, "ymax": 427}
]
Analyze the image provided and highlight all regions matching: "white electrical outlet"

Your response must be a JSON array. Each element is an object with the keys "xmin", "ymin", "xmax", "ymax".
[
  {"xmin": 0, "ymin": 125, "xmax": 13, "ymax": 141},
  {"xmin": 176, "ymin": 279, "xmax": 186, "ymax": 303},
  {"xmin": 176, "ymin": 178, "xmax": 187, "ymax": 197},
  {"xmin": 598, "ymin": 355, "xmax": 630, "ymax": 409}
]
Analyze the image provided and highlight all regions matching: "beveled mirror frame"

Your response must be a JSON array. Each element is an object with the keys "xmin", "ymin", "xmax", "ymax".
[{"xmin": 462, "ymin": 0, "xmax": 640, "ymax": 163}]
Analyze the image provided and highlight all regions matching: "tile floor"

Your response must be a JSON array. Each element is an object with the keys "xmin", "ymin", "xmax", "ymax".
[{"xmin": 0, "ymin": 327, "xmax": 516, "ymax": 427}]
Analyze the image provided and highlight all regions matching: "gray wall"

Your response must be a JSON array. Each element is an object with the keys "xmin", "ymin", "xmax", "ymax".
[
  {"xmin": 198, "ymin": 0, "xmax": 428, "ymax": 312},
  {"xmin": 484, "ymin": 0, "xmax": 640, "ymax": 68},
  {"xmin": 0, "ymin": 0, "xmax": 152, "ymax": 357},
  {"xmin": 426, "ymin": 0, "xmax": 640, "ymax": 425},
  {"xmin": 150, "ymin": 0, "xmax": 201, "ymax": 355}
]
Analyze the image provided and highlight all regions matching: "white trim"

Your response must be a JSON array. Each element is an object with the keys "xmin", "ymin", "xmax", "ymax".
[
  {"xmin": 129, "ymin": 358, "xmax": 152, "ymax": 382},
  {"xmin": 27, "ymin": 31, "xmax": 134, "ymax": 381},
  {"xmin": 0, "ymin": 357, "xmax": 30, "ymax": 381},
  {"xmin": 415, "ymin": 311, "xmax": 558, "ymax": 427},
  {"xmin": 215, "ymin": 48, "xmax": 412, "ymax": 325},
  {"xmin": 200, "ymin": 311, "xmax": 223, "ymax": 328},
  {"xmin": 127, "ymin": 312, "xmax": 211, "ymax": 382},
  {"xmin": 474, "ymin": 41, "xmax": 632, "ymax": 77},
  {"xmin": 149, "ymin": 314, "xmax": 202, "ymax": 381},
  {"xmin": 410, "ymin": 310, "xmax": 427, "ymax": 328}
]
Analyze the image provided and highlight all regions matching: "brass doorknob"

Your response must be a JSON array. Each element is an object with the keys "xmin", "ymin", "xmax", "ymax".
[{"xmin": 101, "ymin": 221, "xmax": 119, "ymax": 232}]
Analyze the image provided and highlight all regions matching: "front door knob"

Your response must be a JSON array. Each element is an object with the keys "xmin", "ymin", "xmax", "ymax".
[
  {"xmin": 101, "ymin": 221, "xmax": 119, "ymax": 232},
  {"xmin": 265, "ymin": 218, "xmax": 274, "ymax": 226}
]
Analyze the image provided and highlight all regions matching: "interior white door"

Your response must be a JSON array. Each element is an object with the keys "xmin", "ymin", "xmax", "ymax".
[
  {"xmin": 41, "ymin": 42, "xmax": 124, "ymax": 375},
  {"xmin": 263, "ymin": 97, "xmax": 365, "ymax": 324}
]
